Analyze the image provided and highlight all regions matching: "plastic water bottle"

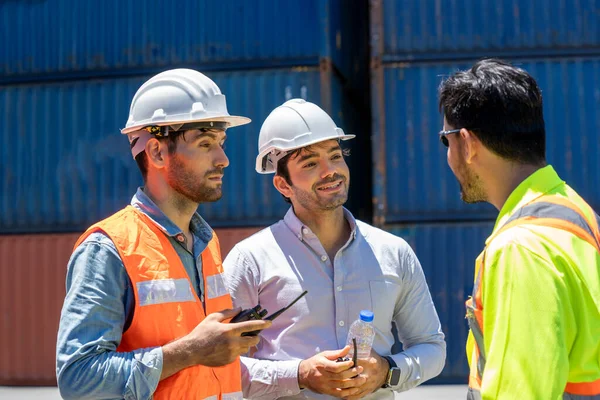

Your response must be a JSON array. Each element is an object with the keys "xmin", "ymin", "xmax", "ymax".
[{"xmin": 346, "ymin": 310, "xmax": 375, "ymax": 359}]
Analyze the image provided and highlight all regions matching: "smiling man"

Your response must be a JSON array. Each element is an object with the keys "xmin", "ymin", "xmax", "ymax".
[
  {"xmin": 223, "ymin": 99, "xmax": 446, "ymax": 399},
  {"xmin": 56, "ymin": 69, "xmax": 271, "ymax": 400}
]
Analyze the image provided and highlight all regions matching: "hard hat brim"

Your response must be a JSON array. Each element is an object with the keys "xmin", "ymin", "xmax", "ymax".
[
  {"xmin": 255, "ymin": 132, "xmax": 356, "ymax": 174},
  {"xmin": 121, "ymin": 115, "xmax": 251, "ymax": 134}
]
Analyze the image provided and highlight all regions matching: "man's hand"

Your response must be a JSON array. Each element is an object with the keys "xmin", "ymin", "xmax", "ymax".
[
  {"xmin": 343, "ymin": 350, "xmax": 390, "ymax": 400},
  {"xmin": 161, "ymin": 308, "xmax": 271, "ymax": 379},
  {"xmin": 298, "ymin": 346, "xmax": 366, "ymax": 398},
  {"xmin": 185, "ymin": 308, "xmax": 272, "ymax": 366}
]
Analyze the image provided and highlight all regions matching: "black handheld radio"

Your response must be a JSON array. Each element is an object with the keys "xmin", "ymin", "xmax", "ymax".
[{"xmin": 230, "ymin": 290, "xmax": 308, "ymax": 336}]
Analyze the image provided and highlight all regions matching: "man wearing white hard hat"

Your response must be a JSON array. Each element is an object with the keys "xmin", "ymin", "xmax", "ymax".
[
  {"xmin": 224, "ymin": 99, "xmax": 446, "ymax": 399},
  {"xmin": 56, "ymin": 69, "xmax": 270, "ymax": 399}
]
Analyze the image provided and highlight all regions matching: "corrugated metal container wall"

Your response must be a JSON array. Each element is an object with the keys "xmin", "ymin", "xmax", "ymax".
[
  {"xmin": 0, "ymin": 0, "xmax": 366, "ymax": 85},
  {"xmin": 371, "ymin": 57, "xmax": 600, "ymax": 225},
  {"xmin": 372, "ymin": 0, "xmax": 600, "ymax": 62},
  {"xmin": 1, "ymin": 228, "xmax": 264, "ymax": 385},
  {"xmin": 385, "ymin": 221, "xmax": 494, "ymax": 382},
  {"xmin": 0, "ymin": 65, "xmax": 369, "ymax": 233},
  {"xmin": 0, "ymin": 233, "xmax": 75, "ymax": 385}
]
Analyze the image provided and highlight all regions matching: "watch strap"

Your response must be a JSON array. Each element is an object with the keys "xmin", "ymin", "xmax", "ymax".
[
  {"xmin": 383, "ymin": 355, "xmax": 397, "ymax": 369},
  {"xmin": 382, "ymin": 356, "xmax": 398, "ymax": 388}
]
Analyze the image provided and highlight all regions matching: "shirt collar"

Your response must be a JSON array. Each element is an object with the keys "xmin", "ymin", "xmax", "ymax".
[
  {"xmin": 130, "ymin": 187, "xmax": 213, "ymax": 242},
  {"xmin": 488, "ymin": 165, "xmax": 564, "ymax": 244},
  {"xmin": 283, "ymin": 206, "xmax": 358, "ymax": 241}
]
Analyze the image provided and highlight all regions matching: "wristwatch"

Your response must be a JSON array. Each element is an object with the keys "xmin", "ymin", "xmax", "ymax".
[{"xmin": 382, "ymin": 356, "xmax": 401, "ymax": 388}]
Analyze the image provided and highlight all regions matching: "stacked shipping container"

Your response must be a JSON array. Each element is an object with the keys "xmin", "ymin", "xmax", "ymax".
[
  {"xmin": 370, "ymin": 0, "xmax": 600, "ymax": 383},
  {"xmin": 2, "ymin": 0, "xmax": 599, "ymax": 387},
  {"xmin": 0, "ymin": 0, "xmax": 370, "ymax": 385}
]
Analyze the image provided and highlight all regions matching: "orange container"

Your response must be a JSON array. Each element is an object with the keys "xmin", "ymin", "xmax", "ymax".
[{"xmin": 0, "ymin": 226, "xmax": 263, "ymax": 385}]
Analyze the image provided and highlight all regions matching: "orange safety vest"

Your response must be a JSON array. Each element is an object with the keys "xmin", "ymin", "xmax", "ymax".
[
  {"xmin": 74, "ymin": 206, "xmax": 242, "ymax": 400},
  {"xmin": 466, "ymin": 195, "xmax": 600, "ymax": 400}
]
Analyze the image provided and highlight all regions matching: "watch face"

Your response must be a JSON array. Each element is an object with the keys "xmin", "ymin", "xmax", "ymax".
[{"xmin": 389, "ymin": 368, "xmax": 402, "ymax": 386}]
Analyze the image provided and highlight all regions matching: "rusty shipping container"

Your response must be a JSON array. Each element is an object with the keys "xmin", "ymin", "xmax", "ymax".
[
  {"xmin": 0, "ymin": 0, "xmax": 369, "ymax": 88},
  {"xmin": 371, "ymin": 0, "xmax": 600, "ymax": 63},
  {"xmin": 385, "ymin": 221, "xmax": 495, "ymax": 383},
  {"xmin": 0, "ymin": 227, "xmax": 262, "ymax": 385},
  {"xmin": 370, "ymin": 57, "xmax": 600, "ymax": 225},
  {"xmin": 1, "ymin": 64, "xmax": 371, "ymax": 234}
]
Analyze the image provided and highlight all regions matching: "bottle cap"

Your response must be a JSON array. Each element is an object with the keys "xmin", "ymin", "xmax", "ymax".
[{"xmin": 359, "ymin": 310, "xmax": 374, "ymax": 322}]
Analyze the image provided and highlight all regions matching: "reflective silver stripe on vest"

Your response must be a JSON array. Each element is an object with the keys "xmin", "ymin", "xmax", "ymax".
[
  {"xmin": 466, "ymin": 302, "xmax": 486, "ymax": 378},
  {"xmin": 203, "ymin": 396, "xmax": 218, "ymax": 400},
  {"xmin": 222, "ymin": 391, "xmax": 243, "ymax": 400},
  {"xmin": 505, "ymin": 201, "xmax": 600, "ymax": 249},
  {"xmin": 467, "ymin": 302, "xmax": 486, "ymax": 376},
  {"xmin": 136, "ymin": 278, "xmax": 195, "ymax": 306},
  {"xmin": 467, "ymin": 254, "xmax": 486, "ymax": 378},
  {"xmin": 467, "ymin": 387, "xmax": 481, "ymax": 400}
]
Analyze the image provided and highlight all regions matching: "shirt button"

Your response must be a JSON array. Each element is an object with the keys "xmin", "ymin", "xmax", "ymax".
[
  {"xmin": 321, "ymin": 255, "xmax": 328, "ymax": 262},
  {"xmin": 302, "ymin": 227, "xmax": 309, "ymax": 235},
  {"xmin": 176, "ymin": 234, "xmax": 185, "ymax": 242},
  {"xmin": 339, "ymin": 320, "xmax": 345, "ymax": 327},
  {"xmin": 336, "ymin": 286, "xmax": 342, "ymax": 292}
]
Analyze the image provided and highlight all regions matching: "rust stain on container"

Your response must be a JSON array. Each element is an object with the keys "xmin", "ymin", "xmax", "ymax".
[
  {"xmin": 0, "ymin": 227, "xmax": 263, "ymax": 386},
  {"xmin": 369, "ymin": 0, "xmax": 387, "ymax": 227}
]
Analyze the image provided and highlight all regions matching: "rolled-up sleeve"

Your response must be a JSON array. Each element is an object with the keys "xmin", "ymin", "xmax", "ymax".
[
  {"xmin": 390, "ymin": 245, "xmax": 446, "ymax": 391},
  {"xmin": 56, "ymin": 234, "xmax": 162, "ymax": 400}
]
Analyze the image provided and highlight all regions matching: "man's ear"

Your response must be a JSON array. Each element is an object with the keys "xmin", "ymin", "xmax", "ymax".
[
  {"xmin": 460, "ymin": 128, "xmax": 480, "ymax": 165},
  {"xmin": 273, "ymin": 175, "xmax": 293, "ymax": 199},
  {"xmin": 145, "ymin": 138, "xmax": 167, "ymax": 169}
]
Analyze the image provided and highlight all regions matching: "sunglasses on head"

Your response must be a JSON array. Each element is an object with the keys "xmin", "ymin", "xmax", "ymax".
[{"xmin": 438, "ymin": 128, "xmax": 470, "ymax": 147}]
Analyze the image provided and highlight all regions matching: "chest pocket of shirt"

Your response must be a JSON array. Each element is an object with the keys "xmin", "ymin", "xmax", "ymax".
[{"xmin": 369, "ymin": 280, "xmax": 402, "ymax": 335}]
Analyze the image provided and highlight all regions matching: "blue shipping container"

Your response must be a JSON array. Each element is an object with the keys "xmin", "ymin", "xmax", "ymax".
[
  {"xmin": 386, "ymin": 221, "xmax": 494, "ymax": 383},
  {"xmin": 0, "ymin": 0, "xmax": 367, "ymax": 86},
  {"xmin": 370, "ymin": 0, "xmax": 600, "ymax": 62},
  {"xmin": 0, "ymin": 66, "xmax": 370, "ymax": 233},
  {"xmin": 371, "ymin": 57, "xmax": 600, "ymax": 225}
]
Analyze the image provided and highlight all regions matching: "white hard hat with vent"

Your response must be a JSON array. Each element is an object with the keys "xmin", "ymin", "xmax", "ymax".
[
  {"xmin": 121, "ymin": 68, "xmax": 250, "ymax": 158},
  {"xmin": 255, "ymin": 99, "xmax": 354, "ymax": 174}
]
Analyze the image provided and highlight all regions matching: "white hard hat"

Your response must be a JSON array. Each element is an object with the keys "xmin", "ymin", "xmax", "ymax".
[
  {"xmin": 256, "ymin": 99, "xmax": 355, "ymax": 174},
  {"xmin": 121, "ymin": 68, "xmax": 250, "ymax": 158}
]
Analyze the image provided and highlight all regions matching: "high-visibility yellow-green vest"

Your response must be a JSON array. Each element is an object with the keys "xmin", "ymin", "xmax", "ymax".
[{"xmin": 466, "ymin": 166, "xmax": 600, "ymax": 400}]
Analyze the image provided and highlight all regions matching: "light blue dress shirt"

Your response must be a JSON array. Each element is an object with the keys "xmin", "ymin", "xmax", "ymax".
[
  {"xmin": 223, "ymin": 207, "xmax": 446, "ymax": 400},
  {"xmin": 56, "ymin": 188, "xmax": 213, "ymax": 400}
]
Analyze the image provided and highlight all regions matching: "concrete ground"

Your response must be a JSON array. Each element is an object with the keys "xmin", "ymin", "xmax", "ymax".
[
  {"xmin": 0, "ymin": 385, "xmax": 468, "ymax": 399},
  {"xmin": 0, "ymin": 386, "xmax": 63, "ymax": 399},
  {"xmin": 396, "ymin": 384, "xmax": 467, "ymax": 399}
]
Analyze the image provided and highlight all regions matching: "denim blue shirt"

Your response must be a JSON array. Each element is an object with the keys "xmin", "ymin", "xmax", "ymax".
[{"xmin": 56, "ymin": 188, "xmax": 213, "ymax": 400}]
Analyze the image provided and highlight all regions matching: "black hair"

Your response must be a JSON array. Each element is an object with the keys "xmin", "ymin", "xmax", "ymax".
[
  {"xmin": 135, "ymin": 131, "xmax": 185, "ymax": 181},
  {"xmin": 439, "ymin": 58, "xmax": 546, "ymax": 165}
]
